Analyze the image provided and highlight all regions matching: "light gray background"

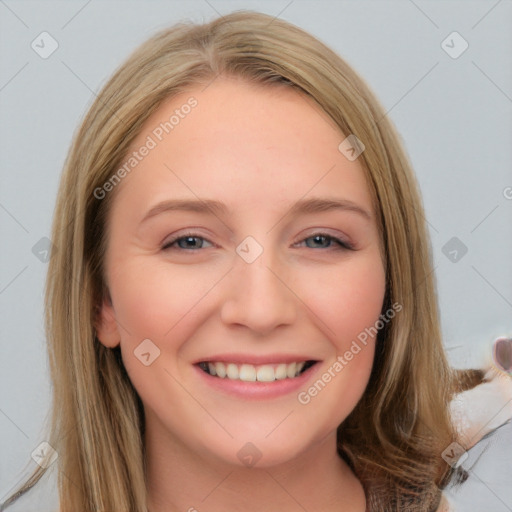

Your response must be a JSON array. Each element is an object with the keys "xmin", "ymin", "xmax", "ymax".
[{"xmin": 1, "ymin": 1, "xmax": 511, "ymax": 510}]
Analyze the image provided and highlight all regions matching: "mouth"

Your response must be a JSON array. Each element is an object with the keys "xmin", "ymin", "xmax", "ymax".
[{"xmin": 197, "ymin": 360, "xmax": 317, "ymax": 382}]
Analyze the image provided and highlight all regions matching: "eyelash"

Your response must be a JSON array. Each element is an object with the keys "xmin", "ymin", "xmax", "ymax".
[{"xmin": 161, "ymin": 232, "xmax": 354, "ymax": 252}]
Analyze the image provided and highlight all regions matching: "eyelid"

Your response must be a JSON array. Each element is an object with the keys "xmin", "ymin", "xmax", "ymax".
[
  {"xmin": 161, "ymin": 231, "xmax": 215, "ymax": 250},
  {"xmin": 161, "ymin": 229, "xmax": 355, "ymax": 251},
  {"xmin": 293, "ymin": 230, "xmax": 354, "ymax": 250},
  {"xmin": 302, "ymin": 236, "xmax": 352, "ymax": 250}
]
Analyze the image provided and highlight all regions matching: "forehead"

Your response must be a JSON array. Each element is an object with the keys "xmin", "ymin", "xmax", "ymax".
[{"xmin": 110, "ymin": 77, "xmax": 375, "ymax": 220}]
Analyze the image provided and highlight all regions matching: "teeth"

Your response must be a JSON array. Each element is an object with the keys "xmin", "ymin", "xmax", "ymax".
[
  {"xmin": 202, "ymin": 361, "xmax": 309, "ymax": 381},
  {"xmin": 286, "ymin": 362, "xmax": 297, "ymax": 378},
  {"xmin": 215, "ymin": 362, "xmax": 226, "ymax": 378},
  {"xmin": 275, "ymin": 363, "xmax": 288, "ymax": 380},
  {"xmin": 239, "ymin": 364, "xmax": 257, "ymax": 382},
  {"xmin": 256, "ymin": 365, "xmax": 275, "ymax": 382},
  {"xmin": 226, "ymin": 363, "xmax": 239, "ymax": 379}
]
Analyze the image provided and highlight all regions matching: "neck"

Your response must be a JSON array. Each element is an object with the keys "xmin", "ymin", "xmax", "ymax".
[{"xmin": 145, "ymin": 412, "xmax": 366, "ymax": 512}]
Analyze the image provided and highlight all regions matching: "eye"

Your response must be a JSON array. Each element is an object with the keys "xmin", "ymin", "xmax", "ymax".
[
  {"xmin": 297, "ymin": 233, "xmax": 353, "ymax": 250},
  {"xmin": 162, "ymin": 234, "xmax": 213, "ymax": 251},
  {"xmin": 161, "ymin": 232, "xmax": 352, "ymax": 251}
]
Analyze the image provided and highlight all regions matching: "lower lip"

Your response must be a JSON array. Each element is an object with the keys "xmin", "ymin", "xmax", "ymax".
[{"xmin": 194, "ymin": 363, "xmax": 320, "ymax": 400}]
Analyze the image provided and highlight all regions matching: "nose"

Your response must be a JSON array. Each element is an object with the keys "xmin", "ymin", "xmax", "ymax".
[{"xmin": 220, "ymin": 251, "xmax": 297, "ymax": 336}]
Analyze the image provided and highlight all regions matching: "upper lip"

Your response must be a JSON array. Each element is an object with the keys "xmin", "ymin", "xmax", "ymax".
[{"xmin": 194, "ymin": 354, "xmax": 318, "ymax": 365}]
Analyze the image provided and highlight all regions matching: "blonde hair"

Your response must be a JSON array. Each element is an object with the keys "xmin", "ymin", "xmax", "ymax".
[{"xmin": 2, "ymin": 10, "xmax": 484, "ymax": 511}]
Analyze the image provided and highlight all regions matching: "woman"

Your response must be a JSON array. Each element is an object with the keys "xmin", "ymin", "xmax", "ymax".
[{"xmin": 2, "ymin": 10, "xmax": 507, "ymax": 512}]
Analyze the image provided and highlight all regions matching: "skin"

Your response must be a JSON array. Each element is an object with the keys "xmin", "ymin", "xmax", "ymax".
[{"xmin": 96, "ymin": 76, "xmax": 386, "ymax": 512}]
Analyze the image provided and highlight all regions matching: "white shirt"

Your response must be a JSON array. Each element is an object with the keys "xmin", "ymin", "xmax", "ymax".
[{"xmin": 440, "ymin": 369, "xmax": 512, "ymax": 511}]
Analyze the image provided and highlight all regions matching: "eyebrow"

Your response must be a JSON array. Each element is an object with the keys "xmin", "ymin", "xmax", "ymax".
[
  {"xmin": 140, "ymin": 197, "xmax": 372, "ymax": 224},
  {"xmin": 287, "ymin": 197, "xmax": 371, "ymax": 220}
]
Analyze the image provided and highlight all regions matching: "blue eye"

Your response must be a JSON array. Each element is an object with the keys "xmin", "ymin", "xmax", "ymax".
[
  {"xmin": 162, "ymin": 233, "xmax": 353, "ymax": 252},
  {"xmin": 300, "ymin": 234, "xmax": 353, "ymax": 250},
  {"xmin": 162, "ymin": 235, "xmax": 213, "ymax": 250}
]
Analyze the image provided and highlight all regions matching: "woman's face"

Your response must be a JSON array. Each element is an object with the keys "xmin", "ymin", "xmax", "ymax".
[{"xmin": 97, "ymin": 77, "xmax": 386, "ymax": 467}]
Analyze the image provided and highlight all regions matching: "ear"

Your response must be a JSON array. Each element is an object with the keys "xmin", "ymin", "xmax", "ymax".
[{"xmin": 95, "ymin": 296, "xmax": 121, "ymax": 348}]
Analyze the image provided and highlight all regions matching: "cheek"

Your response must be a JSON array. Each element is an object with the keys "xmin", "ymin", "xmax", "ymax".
[
  {"xmin": 299, "ymin": 254, "xmax": 386, "ymax": 346},
  {"xmin": 108, "ymin": 259, "xmax": 219, "ymax": 422},
  {"xmin": 108, "ymin": 258, "xmax": 225, "ymax": 342},
  {"xmin": 107, "ymin": 258, "xmax": 230, "ymax": 401},
  {"xmin": 291, "ymin": 255, "xmax": 386, "ymax": 423}
]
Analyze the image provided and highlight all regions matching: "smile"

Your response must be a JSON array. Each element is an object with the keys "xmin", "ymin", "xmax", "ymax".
[{"xmin": 198, "ymin": 361, "xmax": 316, "ymax": 382}]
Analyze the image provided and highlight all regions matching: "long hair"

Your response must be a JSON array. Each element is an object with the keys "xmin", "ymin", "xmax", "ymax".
[{"xmin": 2, "ymin": 11, "xmax": 484, "ymax": 511}]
